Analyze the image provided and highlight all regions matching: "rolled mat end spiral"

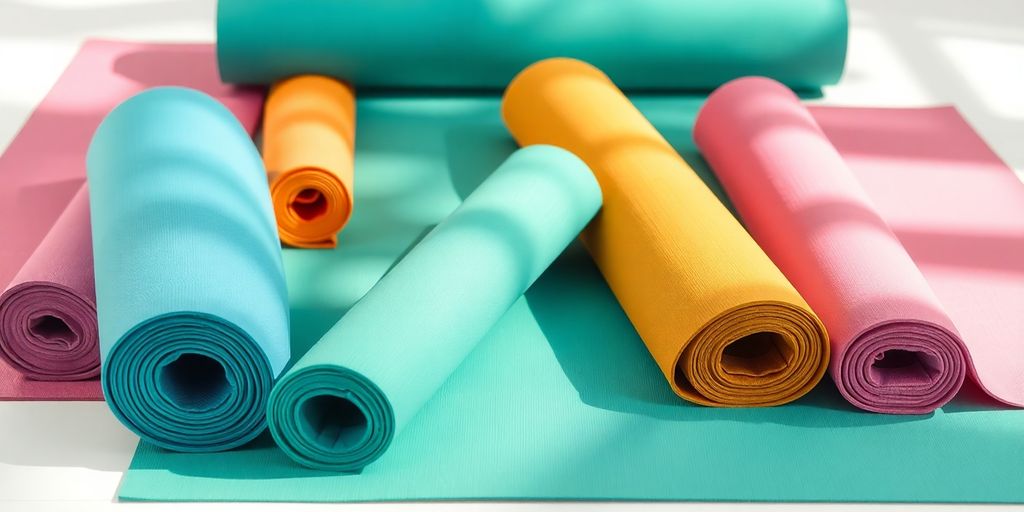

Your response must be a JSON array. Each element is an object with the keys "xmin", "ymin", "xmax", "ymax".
[
  {"xmin": 102, "ymin": 312, "xmax": 276, "ymax": 452},
  {"xmin": 268, "ymin": 366, "xmax": 394, "ymax": 472},
  {"xmin": 675, "ymin": 301, "xmax": 830, "ymax": 407},
  {"xmin": 0, "ymin": 282, "xmax": 99, "ymax": 381},
  {"xmin": 835, "ymin": 321, "xmax": 967, "ymax": 414}
]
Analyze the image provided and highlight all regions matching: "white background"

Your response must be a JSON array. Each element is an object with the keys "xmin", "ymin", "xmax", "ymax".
[{"xmin": 0, "ymin": 0, "xmax": 1022, "ymax": 510}]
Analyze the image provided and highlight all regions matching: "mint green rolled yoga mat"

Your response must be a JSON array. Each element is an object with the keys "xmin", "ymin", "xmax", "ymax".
[
  {"xmin": 268, "ymin": 145, "xmax": 602, "ymax": 471},
  {"xmin": 216, "ymin": 0, "xmax": 848, "ymax": 90},
  {"xmin": 87, "ymin": 87, "xmax": 290, "ymax": 452}
]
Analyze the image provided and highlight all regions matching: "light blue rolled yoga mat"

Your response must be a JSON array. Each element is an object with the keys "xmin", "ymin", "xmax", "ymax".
[
  {"xmin": 267, "ymin": 145, "xmax": 602, "ymax": 471},
  {"xmin": 217, "ymin": 0, "xmax": 848, "ymax": 90},
  {"xmin": 87, "ymin": 87, "xmax": 290, "ymax": 452}
]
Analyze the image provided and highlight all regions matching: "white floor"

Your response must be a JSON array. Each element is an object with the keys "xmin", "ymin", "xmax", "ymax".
[{"xmin": 0, "ymin": 0, "xmax": 1022, "ymax": 510}]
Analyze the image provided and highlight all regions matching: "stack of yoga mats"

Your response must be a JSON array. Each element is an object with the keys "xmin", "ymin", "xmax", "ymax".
[
  {"xmin": 87, "ymin": 87, "xmax": 289, "ymax": 452},
  {"xmin": 1, "ymin": 0, "xmax": 1023, "ymax": 504},
  {"xmin": 115, "ymin": 96, "xmax": 1024, "ymax": 503},
  {"xmin": 0, "ymin": 40, "xmax": 264, "ymax": 401}
]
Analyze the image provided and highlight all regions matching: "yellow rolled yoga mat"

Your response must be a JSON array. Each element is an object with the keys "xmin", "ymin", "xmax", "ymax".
[
  {"xmin": 263, "ymin": 75, "xmax": 356, "ymax": 248},
  {"xmin": 502, "ymin": 59, "xmax": 830, "ymax": 407}
]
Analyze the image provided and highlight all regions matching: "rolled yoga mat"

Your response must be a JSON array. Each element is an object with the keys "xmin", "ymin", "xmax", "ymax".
[
  {"xmin": 692, "ymin": 77, "xmax": 1007, "ymax": 413},
  {"xmin": 87, "ymin": 87, "xmax": 290, "ymax": 451},
  {"xmin": 502, "ymin": 59, "xmax": 829, "ymax": 407},
  {"xmin": 263, "ymin": 75, "xmax": 356, "ymax": 249},
  {"xmin": 217, "ymin": 0, "xmax": 848, "ymax": 91},
  {"xmin": 267, "ymin": 145, "xmax": 601, "ymax": 471},
  {"xmin": 0, "ymin": 185, "xmax": 99, "ymax": 381},
  {"xmin": 819, "ymin": 106, "xmax": 1024, "ymax": 409}
]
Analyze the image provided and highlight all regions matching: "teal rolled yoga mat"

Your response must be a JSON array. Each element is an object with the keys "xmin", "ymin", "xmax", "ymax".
[
  {"xmin": 87, "ymin": 87, "xmax": 290, "ymax": 452},
  {"xmin": 217, "ymin": 0, "xmax": 848, "ymax": 90},
  {"xmin": 268, "ymin": 145, "xmax": 602, "ymax": 471}
]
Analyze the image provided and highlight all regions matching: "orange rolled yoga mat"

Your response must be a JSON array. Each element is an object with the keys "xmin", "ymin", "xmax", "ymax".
[
  {"xmin": 502, "ymin": 59, "xmax": 830, "ymax": 407},
  {"xmin": 263, "ymin": 75, "xmax": 356, "ymax": 248}
]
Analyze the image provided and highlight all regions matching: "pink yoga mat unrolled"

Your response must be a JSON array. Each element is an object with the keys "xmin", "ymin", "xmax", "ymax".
[
  {"xmin": 0, "ymin": 39, "xmax": 265, "ymax": 400},
  {"xmin": 696, "ymin": 77, "xmax": 1023, "ymax": 413}
]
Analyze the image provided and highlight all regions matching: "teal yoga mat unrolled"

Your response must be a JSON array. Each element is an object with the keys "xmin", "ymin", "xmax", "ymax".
[
  {"xmin": 268, "ymin": 145, "xmax": 601, "ymax": 471},
  {"xmin": 87, "ymin": 87, "xmax": 290, "ymax": 452},
  {"xmin": 119, "ymin": 97, "xmax": 1024, "ymax": 502},
  {"xmin": 217, "ymin": 0, "xmax": 848, "ymax": 91}
]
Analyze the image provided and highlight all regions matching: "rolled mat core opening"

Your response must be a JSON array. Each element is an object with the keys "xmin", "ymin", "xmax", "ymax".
[
  {"xmin": 159, "ymin": 353, "xmax": 232, "ymax": 412},
  {"xmin": 721, "ymin": 332, "xmax": 792, "ymax": 377},
  {"xmin": 291, "ymin": 188, "xmax": 328, "ymax": 221},
  {"xmin": 29, "ymin": 314, "xmax": 75, "ymax": 346},
  {"xmin": 299, "ymin": 394, "xmax": 370, "ymax": 451},
  {"xmin": 870, "ymin": 349, "xmax": 940, "ymax": 387}
]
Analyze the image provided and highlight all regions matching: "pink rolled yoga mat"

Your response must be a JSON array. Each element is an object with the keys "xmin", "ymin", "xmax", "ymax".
[
  {"xmin": 696, "ymin": 77, "xmax": 1023, "ymax": 412},
  {"xmin": 0, "ymin": 39, "xmax": 265, "ymax": 400},
  {"xmin": 817, "ymin": 104, "xmax": 1024, "ymax": 410},
  {"xmin": 0, "ymin": 185, "xmax": 98, "ymax": 381}
]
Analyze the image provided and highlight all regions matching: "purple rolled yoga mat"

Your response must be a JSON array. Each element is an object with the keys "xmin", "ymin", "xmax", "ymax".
[{"xmin": 0, "ymin": 185, "xmax": 99, "ymax": 381}]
